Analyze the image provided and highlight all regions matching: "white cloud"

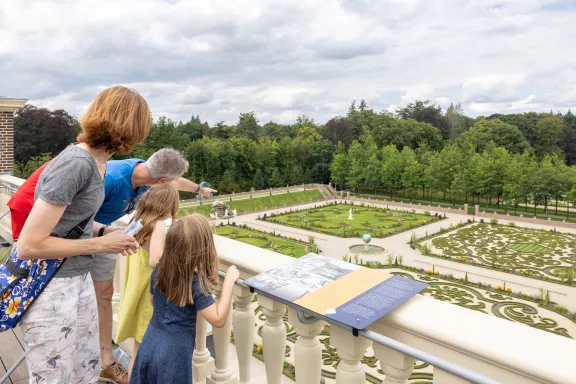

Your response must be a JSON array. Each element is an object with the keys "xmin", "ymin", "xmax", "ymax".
[{"xmin": 1, "ymin": 0, "xmax": 576, "ymax": 125}]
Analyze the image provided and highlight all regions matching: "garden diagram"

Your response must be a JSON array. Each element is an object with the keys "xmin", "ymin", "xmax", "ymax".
[
  {"xmin": 419, "ymin": 223, "xmax": 576, "ymax": 285},
  {"xmin": 265, "ymin": 203, "xmax": 439, "ymax": 238}
]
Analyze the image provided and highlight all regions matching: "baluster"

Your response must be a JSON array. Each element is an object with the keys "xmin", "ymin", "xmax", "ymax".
[
  {"xmin": 112, "ymin": 254, "xmax": 124, "ymax": 312},
  {"xmin": 330, "ymin": 326, "xmax": 372, "ymax": 384},
  {"xmin": 373, "ymin": 344, "xmax": 414, "ymax": 384},
  {"xmin": 433, "ymin": 368, "xmax": 471, "ymax": 384},
  {"xmin": 287, "ymin": 308, "xmax": 325, "ymax": 384},
  {"xmin": 192, "ymin": 314, "xmax": 214, "ymax": 383},
  {"xmin": 207, "ymin": 291, "xmax": 238, "ymax": 384},
  {"xmin": 233, "ymin": 286, "xmax": 255, "ymax": 384},
  {"xmin": 258, "ymin": 295, "xmax": 286, "ymax": 384}
]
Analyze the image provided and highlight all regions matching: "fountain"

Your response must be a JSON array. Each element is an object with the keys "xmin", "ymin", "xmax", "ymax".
[
  {"xmin": 348, "ymin": 208, "xmax": 354, "ymax": 220},
  {"xmin": 348, "ymin": 233, "xmax": 386, "ymax": 257}
]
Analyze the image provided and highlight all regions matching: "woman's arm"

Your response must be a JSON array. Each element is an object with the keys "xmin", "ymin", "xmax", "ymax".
[
  {"xmin": 148, "ymin": 220, "xmax": 167, "ymax": 269},
  {"xmin": 199, "ymin": 266, "xmax": 239, "ymax": 328},
  {"xmin": 17, "ymin": 199, "xmax": 138, "ymax": 260}
]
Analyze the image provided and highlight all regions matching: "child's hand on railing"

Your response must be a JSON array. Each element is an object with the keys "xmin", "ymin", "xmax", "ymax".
[{"xmin": 225, "ymin": 265, "xmax": 240, "ymax": 284}]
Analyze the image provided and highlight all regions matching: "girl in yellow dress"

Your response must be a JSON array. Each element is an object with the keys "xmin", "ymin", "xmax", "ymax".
[{"xmin": 115, "ymin": 184, "xmax": 180, "ymax": 377}]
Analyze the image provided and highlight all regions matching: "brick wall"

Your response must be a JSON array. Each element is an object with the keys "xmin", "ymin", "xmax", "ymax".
[{"xmin": 0, "ymin": 111, "xmax": 14, "ymax": 174}]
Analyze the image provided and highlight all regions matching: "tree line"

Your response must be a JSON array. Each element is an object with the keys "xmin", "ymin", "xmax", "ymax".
[{"xmin": 11, "ymin": 99, "xmax": 576, "ymax": 200}]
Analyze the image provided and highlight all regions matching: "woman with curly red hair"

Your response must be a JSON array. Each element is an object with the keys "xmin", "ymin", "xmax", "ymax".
[{"xmin": 16, "ymin": 86, "xmax": 151, "ymax": 384}]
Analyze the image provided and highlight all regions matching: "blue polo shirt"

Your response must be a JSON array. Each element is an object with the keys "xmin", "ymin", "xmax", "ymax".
[{"xmin": 94, "ymin": 159, "xmax": 151, "ymax": 225}]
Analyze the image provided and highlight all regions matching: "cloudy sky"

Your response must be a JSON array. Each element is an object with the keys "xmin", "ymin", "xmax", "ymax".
[{"xmin": 1, "ymin": 0, "xmax": 576, "ymax": 125}]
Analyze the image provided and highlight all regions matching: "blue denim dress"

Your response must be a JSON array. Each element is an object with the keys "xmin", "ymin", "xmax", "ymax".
[{"xmin": 130, "ymin": 269, "xmax": 215, "ymax": 384}]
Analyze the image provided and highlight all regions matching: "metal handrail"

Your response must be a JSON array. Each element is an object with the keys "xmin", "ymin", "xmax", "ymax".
[
  {"xmin": 0, "ymin": 182, "xmax": 16, "ymax": 193},
  {"xmin": 218, "ymin": 270, "xmax": 500, "ymax": 384}
]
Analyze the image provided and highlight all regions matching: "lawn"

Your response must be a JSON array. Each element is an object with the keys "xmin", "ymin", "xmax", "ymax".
[
  {"xmin": 214, "ymin": 225, "xmax": 308, "ymax": 258},
  {"xmin": 178, "ymin": 190, "xmax": 323, "ymax": 218},
  {"xmin": 266, "ymin": 203, "xmax": 438, "ymax": 238}
]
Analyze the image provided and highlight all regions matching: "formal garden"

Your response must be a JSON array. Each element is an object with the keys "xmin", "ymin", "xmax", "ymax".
[
  {"xmin": 264, "ymin": 202, "xmax": 440, "ymax": 238},
  {"xmin": 178, "ymin": 189, "xmax": 324, "ymax": 217},
  {"xmin": 416, "ymin": 221, "xmax": 576, "ymax": 286},
  {"xmin": 213, "ymin": 225, "xmax": 313, "ymax": 258}
]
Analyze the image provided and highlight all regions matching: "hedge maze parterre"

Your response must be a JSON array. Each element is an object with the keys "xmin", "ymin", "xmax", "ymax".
[
  {"xmin": 265, "ymin": 203, "xmax": 439, "ymax": 238},
  {"xmin": 422, "ymin": 223, "xmax": 576, "ymax": 284}
]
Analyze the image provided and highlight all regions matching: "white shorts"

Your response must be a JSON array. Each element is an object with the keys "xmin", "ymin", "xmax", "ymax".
[{"xmin": 20, "ymin": 274, "xmax": 100, "ymax": 383}]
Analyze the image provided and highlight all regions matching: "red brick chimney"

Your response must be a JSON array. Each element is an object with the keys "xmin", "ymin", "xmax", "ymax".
[{"xmin": 0, "ymin": 98, "xmax": 28, "ymax": 174}]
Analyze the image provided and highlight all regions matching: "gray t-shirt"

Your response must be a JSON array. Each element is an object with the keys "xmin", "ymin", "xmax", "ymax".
[{"xmin": 35, "ymin": 145, "xmax": 104, "ymax": 278}]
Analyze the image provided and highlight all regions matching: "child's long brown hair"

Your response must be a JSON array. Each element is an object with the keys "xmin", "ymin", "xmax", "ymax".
[
  {"xmin": 156, "ymin": 214, "xmax": 219, "ymax": 306},
  {"xmin": 131, "ymin": 184, "xmax": 180, "ymax": 244}
]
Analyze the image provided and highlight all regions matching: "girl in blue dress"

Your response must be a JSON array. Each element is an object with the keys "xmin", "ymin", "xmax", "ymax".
[{"xmin": 129, "ymin": 214, "xmax": 240, "ymax": 384}]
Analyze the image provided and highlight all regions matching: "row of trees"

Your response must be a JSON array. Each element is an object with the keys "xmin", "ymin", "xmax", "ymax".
[
  {"xmin": 332, "ymin": 136, "xmax": 576, "ymax": 216},
  {"xmin": 12, "ymin": 99, "xmax": 576, "ymax": 196}
]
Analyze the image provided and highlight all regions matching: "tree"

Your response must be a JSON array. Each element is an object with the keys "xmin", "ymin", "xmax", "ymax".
[
  {"xmin": 425, "ymin": 145, "xmax": 461, "ymax": 202},
  {"xmin": 13, "ymin": 153, "xmax": 52, "ymax": 179},
  {"xmin": 297, "ymin": 126, "xmax": 321, "ymax": 141},
  {"xmin": 397, "ymin": 100, "xmax": 452, "ymax": 139},
  {"xmin": 347, "ymin": 159, "xmax": 364, "ymax": 192},
  {"xmin": 235, "ymin": 112, "xmax": 261, "ymax": 141},
  {"xmin": 218, "ymin": 170, "xmax": 239, "ymax": 194},
  {"xmin": 476, "ymin": 146, "xmax": 510, "ymax": 207},
  {"xmin": 457, "ymin": 118, "xmax": 530, "ymax": 154},
  {"xmin": 132, "ymin": 116, "xmax": 189, "ymax": 159},
  {"xmin": 380, "ymin": 145, "xmax": 404, "ymax": 197},
  {"xmin": 445, "ymin": 102, "xmax": 472, "ymax": 139},
  {"xmin": 253, "ymin": 169, "xmax": 264, "ymax": 190},
  {"xmin": 269, "ymin": 168, "xmax": 283, "ymax": 188},
  {"xmin": 529, "ymin": 156, "xmax": 556, "ymax": 215},
  {"xmin": 181, "ymin": 115, "xmax": 204, "ymax": 141},
  {"xmin": 330, "ymin": 151, "xmax": 349, "ymax": 188},
  {"xmin": 401, "ymin": 148, "xmax": 421, "ymax": 202},
  {"xmin": 534, "ymin": 116, "xmax": 564, "ymax": 158},
  {"xmin": 14, "ymin": 105, "xmax": 78, "ymax": 163},
  {"xmin": 503, "ymin": 156, "xmax": 526, "ymax": 214},
  {"xmin": 559, "ymin": 125, "xmax": 576, "ymax": 165},
  {"xmin": 567, "ymin": 177, "xmax": 576, "ymax": 220},
  {"xmin": 323, "ymin": 117, "xmax": 353, "ymax": 148},
  {"xmin": 364, "ymin": 154, "xmax": 382, "ymax": 192}
]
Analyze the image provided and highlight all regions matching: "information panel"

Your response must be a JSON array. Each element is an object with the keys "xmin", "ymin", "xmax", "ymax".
[{"xmin": 244, "ymin": 254, "xmax": 427, "ymax": 330}]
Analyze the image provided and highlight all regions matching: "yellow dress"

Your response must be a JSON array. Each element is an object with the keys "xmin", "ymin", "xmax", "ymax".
[{"xmin": 115, "ymin": 247, "xmax": 153, "ymax": 344}]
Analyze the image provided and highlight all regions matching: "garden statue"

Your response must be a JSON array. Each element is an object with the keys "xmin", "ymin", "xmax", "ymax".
[
  {"xmin": 233, "ymin": 208, "xmax": 237, "ymax": 216},
  {"xmin": 211, "ymin": 200, "xmax": 237, "ymax": 219},
  {"xmin": 348, "ymin": 208, "xmax": 354, "ymax": 220}
]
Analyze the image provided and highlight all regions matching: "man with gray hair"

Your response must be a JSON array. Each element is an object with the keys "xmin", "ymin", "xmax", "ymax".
[{"xmin": 93, "ymin": 148, "xmax": 215, "ymax": 384}]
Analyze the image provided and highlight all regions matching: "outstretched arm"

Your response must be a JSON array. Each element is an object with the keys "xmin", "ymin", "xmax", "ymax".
[
  {"xmin": 199, "ymin": 266, "xmax": 240, "ymax": 328},
  {"xmin": 168, "ymin": 178, "xmax": 217, "ymax": 199}
]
